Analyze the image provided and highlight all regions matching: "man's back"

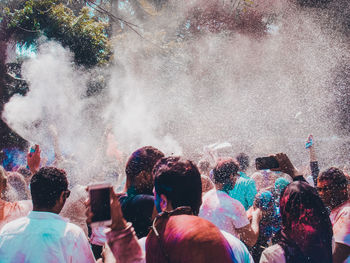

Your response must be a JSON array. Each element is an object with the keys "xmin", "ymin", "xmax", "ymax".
[
  {"xmin": 0, "ymin": 211, "xmax": 95, "ymax": 263},
  {"xmin": 199, "ymin": 189, "xmax": 249, "ymax": 237}
]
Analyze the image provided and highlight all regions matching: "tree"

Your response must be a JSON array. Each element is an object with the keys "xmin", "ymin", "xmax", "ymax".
[
  {"xmin": 4, "ymin": 0, "xmax": 112, "ymax": 67},
  {"xmin": 0, "ymin": 0, "xmax": 113, "ymax": 149}
]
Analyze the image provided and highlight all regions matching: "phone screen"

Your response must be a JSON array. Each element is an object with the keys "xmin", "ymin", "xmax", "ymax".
[
  {"xmin": 255, "ymin": 157, "xmax": 279, "ymax": 170},
  {"xmin": 89, "ymin": 187, "xmax": 111, "ymax": 223}
]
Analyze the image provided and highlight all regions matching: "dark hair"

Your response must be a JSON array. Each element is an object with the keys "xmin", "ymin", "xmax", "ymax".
[
  {"xmin": 278, "ymin": 181, "xmax": 333, "ymax": 263},
  {"xmin": 318, "ymin": 167, "xmax": 348, "ymax": 190},
  {"xmin": 153, "ymin": 157, "xmax": 202, "ymax": 215},
  {"xmin": 126, "ymin": 146, "xmax": 164, "ymax": 184},
  {"xmin": 235, "ymin": 153, "xmax": 249, "ymax": 171},
  {"xmin": 213, "ymin": 158, "xmax": 239, "ymax": 184},
  {"xmin": 30, "ymin": 167, "xmax": 68, "ymax": 209}
]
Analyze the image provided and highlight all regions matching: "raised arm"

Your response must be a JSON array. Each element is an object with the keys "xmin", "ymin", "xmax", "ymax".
[
  {"xmin": 27, "ymin": 144, "xmax": 41, "ymax": 174},
  {"xmin": 306, "ymin": 134, "xmax": 319, "ymax": 186}
]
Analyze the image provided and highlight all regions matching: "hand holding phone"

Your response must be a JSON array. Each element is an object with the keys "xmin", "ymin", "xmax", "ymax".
[
  {"xmin": 86, "ymin": 185, "xmax": 127, "ymax": 231},
  {"xmin": 88, "ymin": 183, "xmax": 112, "ymax": 227},
  {"xmin": 272, "ymin": 153, "xmax": 299, "ymax": 178},
  {"xmin": 255, "ymin": 156, "xmax": 279, "ymax": 170}
]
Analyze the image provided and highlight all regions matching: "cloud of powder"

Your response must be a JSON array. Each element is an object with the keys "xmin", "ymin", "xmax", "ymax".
[{"xmin": 2, "ymin": 0, "xmax": 350, "ymax": 185}]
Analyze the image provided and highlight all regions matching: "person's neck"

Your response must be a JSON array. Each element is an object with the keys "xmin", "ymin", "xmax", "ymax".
[{"xmin": 33, "ymin": 206, "xmax": 59, "ymax": 214}]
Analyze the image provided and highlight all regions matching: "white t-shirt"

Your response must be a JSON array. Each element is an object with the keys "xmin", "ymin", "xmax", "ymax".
[
  {"xmin": 199, "ymin": 189, "xmax": 250, "ymax": 238},
  {"xmin": 0, "ymin": 211, "xmax": 95, "ymax": 263},
  {"xmin": 330, "ymin": 200, "xmax": 350, "ymax": 263},
  {"xmin": 259, "ymin": 244, "xmax": 286, "ymax": 263}
]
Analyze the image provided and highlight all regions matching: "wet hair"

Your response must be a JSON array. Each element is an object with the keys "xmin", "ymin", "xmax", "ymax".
[
  {"xmin": 235, "ymin": 153, "xmax": 250, "ymax": 171},
  {"xmin": 213, "ymin": 158, "xmax": 239, "ymax": 184},
  {"xmin": 30, "ymin": 167, "xmax": 68, "ymax": 209},
  {"xmin": 318, "ymin": 167, "xmax": 348, "ymax": 190},
  {"xmin": 126, "ymin": 146, "xmax": 164, "ymax": 184},
  {"xmin": 153, "ymin": 157, "xmax": 202, "ymax": 215}
]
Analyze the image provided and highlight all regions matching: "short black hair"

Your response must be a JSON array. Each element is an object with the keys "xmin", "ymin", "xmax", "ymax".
[
  {"xmin": 235, "ymin": 153, "xmax": 249, "ymax": 171},
  {"xmin": 126, "ymin": 146, "xmax": 164, "ymax": 184},
  {"xmin": 30, "ymin": 167, "xmax": 68, "ymax": 209},
  {"xmin": 153, "ymin": 157, "xmax": 202, "ymax": 215},
  {"xmin": 319, "ymin": 167, "xmax": 348, "ymax": 190},
  {"xmin": 213, "ymin": 158, "xmax": 239, "ymax": 184}
]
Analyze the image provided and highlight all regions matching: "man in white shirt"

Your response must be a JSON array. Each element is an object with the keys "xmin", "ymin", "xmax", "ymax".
[
  {"xmin": 199, "ymin": 158, "xmax": 261, "ymax": 247},
  {"xmin": 0, "ymin": 167, "xmax": 95, "ymax": 263}
]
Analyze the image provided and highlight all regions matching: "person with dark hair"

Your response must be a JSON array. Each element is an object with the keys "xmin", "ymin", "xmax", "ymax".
[
  {"xmin": 124, "ymin": 146, "xmax": 164, "ymax": 195},
  {"xmin": 90, "ymin": 156, "xmax": 254, "ymax": 263},
  {"xmin": 229, "ymin": 153, "xmax": 257, "ymax": 210},
  {"xmin": 90, "ymin": 146, "xmax": 164, "ymax": 259},
  {"xmin": 199, "ymin": 158, "xmax": 261, "ymax": 247},
  {"xmin": 119, "ymin": 145, "xmax": 164, "ymax": 237},
  {"xmin": 260, "ymin": 181, "xmax": 333, "ymax": 263},
  {"xmin": 0, "ymin": 167, "xmax": 95, "ymax": 263},
  {"xmin": 317, "ymin": 167, "xmax": 350, "ymax": 263},
  {"xmin": 153, "ymin": 156, "xmax": 202, "ymax": 215}
]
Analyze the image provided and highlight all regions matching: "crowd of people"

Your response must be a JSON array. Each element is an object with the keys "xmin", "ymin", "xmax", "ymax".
[{"xmin": 0, "ymin": 135, "xmax": 349, "ymax": 263}]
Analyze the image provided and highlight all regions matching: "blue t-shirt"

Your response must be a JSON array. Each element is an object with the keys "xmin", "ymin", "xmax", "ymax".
[{"xmin": 229, "ymin": 172, "xmax": 257, "ymax": 210}]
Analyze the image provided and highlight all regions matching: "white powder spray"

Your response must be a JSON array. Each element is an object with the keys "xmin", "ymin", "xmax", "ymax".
[{"xmin": 2, "ymin": 0, "xmax": 350, "ymax": 184}]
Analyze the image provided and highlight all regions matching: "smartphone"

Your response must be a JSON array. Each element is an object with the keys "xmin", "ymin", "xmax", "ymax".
[
  {"xmin": 255, "ymin": 156, "xmax": 279, "ymax": 170},
  {"xmin": 88, "ymin": 183, "xmax": 112, "ymax": 227}
]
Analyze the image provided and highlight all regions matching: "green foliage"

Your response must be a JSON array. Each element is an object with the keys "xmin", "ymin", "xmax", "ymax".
[{"xmin": 4, "ymin": 0, "xmax": 112, "ymax": 67}]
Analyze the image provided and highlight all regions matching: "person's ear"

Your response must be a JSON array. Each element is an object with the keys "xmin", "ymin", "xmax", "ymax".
[
  {"xmin": 60, "ymin": 191, "xmax": 67, "ymax": 203},
  {"xmin": 160, "ymin": 194, "xmax": 168, "ymax": 211}
]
